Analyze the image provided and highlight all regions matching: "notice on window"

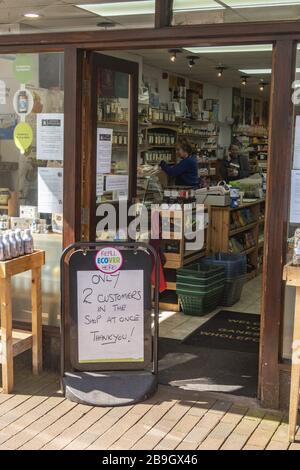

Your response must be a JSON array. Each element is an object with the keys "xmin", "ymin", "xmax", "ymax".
[
  {"xmin": 37, "ymin": 113, "xmax": 64, "ymax": 161},
  {"xmin": 96, "ymin": 174, "xmax": 104, "ymax": 196},
  {"xmin": 290, "ymin": 170, "xmax": 300, "ymax": 223},
  {"xmin": 293, "ymin": 116, "xmax": 300, "ymax": 170},
  {"xmin": 77, "ymin": 270, "xmax": 144, "ymax": 363},
  {"xmin": 38, "ymin": 167, "xmax": 63, "ymax": 214},
  {"xmin": 97, "ymin": 128, "xmax": 113, "ymax": 174},
  {"xmin": 106, "ymin": 175, "xmax": 128, "ymax": 192}
]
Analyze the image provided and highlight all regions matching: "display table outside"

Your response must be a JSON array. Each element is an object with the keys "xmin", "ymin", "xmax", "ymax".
[
  {"xmin": 0, "ymin": 250, "xmax": 45, "ymax": 393},
  {"xmin": 283, "ymin": 262, "xmax": 300, "ymax": 442}
]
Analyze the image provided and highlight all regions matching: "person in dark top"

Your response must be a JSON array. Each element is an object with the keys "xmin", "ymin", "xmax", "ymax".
[
  {"xmin": 220, "ymin": 143, "xmax": 251, "ymax": 182},
  {"xmin": 160, "ymin": 138, "xmax": 199, "ymax": 187}
]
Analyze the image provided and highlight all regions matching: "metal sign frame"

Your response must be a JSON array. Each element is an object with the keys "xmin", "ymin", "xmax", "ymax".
[{"xmin": 60, "ymin": 241, "xmax": 159, "ymax": 382}]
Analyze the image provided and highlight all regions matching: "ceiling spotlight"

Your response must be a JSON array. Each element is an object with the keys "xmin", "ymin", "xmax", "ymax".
[
  {"xmin": 97, "ymin": 21, "xmax": 117, "ymax": 28},
  {"xmin": 187, "ymin": 55, "xmax": 200, "ymax": 69},
  {"xmin": 241, "ymin": 76, "xmax": 248, "ymax": 86},
  {"xmin": 24, "ymin": 13, "xmax": 40, "ymax": 18},
  {"xmin": 259, "ymin": 80, "xmax": 268, "ymax": 92},
  {"xmin": 216, "ymin": 66, "xmax": 226, "ymax": 78},
  {"xmin": 169, "ymin": 49, "xmax": 181, "ymax": 63}
]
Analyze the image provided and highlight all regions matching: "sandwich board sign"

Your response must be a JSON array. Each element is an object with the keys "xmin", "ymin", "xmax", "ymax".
[{"xmin": 61, "ymin": 242, "xmax": 159, "ymax": 406}]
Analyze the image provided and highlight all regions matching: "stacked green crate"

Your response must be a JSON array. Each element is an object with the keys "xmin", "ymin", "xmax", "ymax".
[{"xmin": 176, "ymin": 264, "xmax": 225, "ymax": 316}]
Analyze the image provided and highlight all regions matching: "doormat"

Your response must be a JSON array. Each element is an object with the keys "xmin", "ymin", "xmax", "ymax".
[{"xmin": 183, "ymin": 311, "xmax": 260, "ymax": 354}]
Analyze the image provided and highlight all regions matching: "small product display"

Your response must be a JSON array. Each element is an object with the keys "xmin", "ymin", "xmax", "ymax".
[{"xmin": 0, "ymin": 229, "xmax": 34, "ymax": 261}]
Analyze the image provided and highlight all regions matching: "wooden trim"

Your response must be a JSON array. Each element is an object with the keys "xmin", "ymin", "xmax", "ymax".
[
  {"xmin": 259, "ymin": 40, "xmax": 296, "ymax": 409},
  {"xmin": 155, "ymin": 0, "xmax": 173, "ymax": 29},
  {"xmin": 128, "ymin": 67, "xmax": 139, "ymax": 202},
  {"xmin": 63, "ymin": 46, "xmax": 83, "ymax": 248},
  {"xmin": 2, "ymin": 21, "xmax": 300, "ymax": 50}
]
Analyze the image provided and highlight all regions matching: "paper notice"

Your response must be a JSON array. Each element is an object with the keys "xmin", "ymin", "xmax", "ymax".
[
  {"xmin": 37, "ymin": 113, "xmax": 64, "ymax": 161},
  {"xmin": 38, "ymin": 167, "xmax": 63, "ymax": 214},
  {"xmin": 290, "ymin": 169, "xmax": 300, "ymax": 223},
  {"xmin": 97, "ymin": 128, "xmax": 113, "ymax": 174}
]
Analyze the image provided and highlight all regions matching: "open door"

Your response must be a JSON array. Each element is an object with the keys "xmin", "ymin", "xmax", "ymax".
[{"xmin": 84, "ymin": 52, "xmax": 139, "ymax": 241}]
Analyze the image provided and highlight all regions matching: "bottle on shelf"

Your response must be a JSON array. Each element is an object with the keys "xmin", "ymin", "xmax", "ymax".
[
  {"xmin": 2, "ymin": 233, "xmax": 11, "ymax": 260},
  {"xmin": 0, "ymin": 235, "xmax": 4, "ymax": 261},
  {"xmin": 9, "ymin": 231, "xmax": 18, "ymax": 258},
  {"xmin": 22, "ymin": 229, "xmax": 34, "ymax": 254},
  {"xmin": 15, "ymin": 229, "xmax": 24, "ymax": 256}
]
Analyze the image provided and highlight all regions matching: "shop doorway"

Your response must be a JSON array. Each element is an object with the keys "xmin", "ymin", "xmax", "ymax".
[{"xmin": 82, "ymin": 45, "xmax": 272, "ymax": 398}]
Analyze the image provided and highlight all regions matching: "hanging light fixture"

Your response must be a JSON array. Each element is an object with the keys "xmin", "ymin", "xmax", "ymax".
[
  {"xmin": 241, "ymin": 76, "xmax": 248, "ymax": 86},
  {"xmin": 216, "ymin": 66, "xmax": 226, "ymax": 77},
  {"xmin": 169, "ymin": 49, "xmax": 181, "ymax": 63},
  {"xmin": 186, "ymin": 55, "xmax": 199, "ymax": 70}
]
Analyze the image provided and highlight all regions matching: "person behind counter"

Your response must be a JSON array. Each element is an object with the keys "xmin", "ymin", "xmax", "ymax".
[
  {"xmin": 159, "ymin": 138, "xmax": 199, "ymax": 187},
  {"xmin": 221, "ymin": 143, "xmax": 251, "ymax": 182}
]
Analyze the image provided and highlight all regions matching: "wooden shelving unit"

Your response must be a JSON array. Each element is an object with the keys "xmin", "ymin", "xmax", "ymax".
[
  {"xmin": 159, "ymin": 205, "xmax": 210, "ymax": 312},
  {"xmin": 210, "ymin": 199, "xmax": 265, "ymax": 278},
  {"xmin": 0, "ymin": 250, "xmax": 45, "ymax": 393},
  {"xmin": 0, "ymin": 191, "xmax": 17, "ymax": 216}
]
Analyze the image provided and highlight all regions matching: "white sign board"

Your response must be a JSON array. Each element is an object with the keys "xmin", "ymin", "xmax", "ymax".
[
  {"xmin": 97, "ymin": 128, "xmax": 113, "ymax": 174},
  {"xmin": 37, "ymin": 113, "xmax": 64, "ymax": 161},
  {"xmin": 106, "ymin": 175, "xmax": 128, "ymax": 192},
  {"xmin": 38, "ymin": 167, "xmax": 63, "ymax": 214},
  {"xmin": 293, "ymin": 115, "xmax": 300, "ymax": 170},
  {"xmin": 77, "ymin": 270, "xmax": 144, "ymax": 363},
  {"xmin": 290, "ymin": 169, "xmax": 300, "ymax": 223}
]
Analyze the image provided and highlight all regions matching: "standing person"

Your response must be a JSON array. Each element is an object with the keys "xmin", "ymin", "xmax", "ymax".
[
  {"xmin": 160, "ymin": 138, "xmax": 199, "ymax": 187},
  {"xmin": 221, "ymin": 143, "xmax": 251, "ymax": 182}
]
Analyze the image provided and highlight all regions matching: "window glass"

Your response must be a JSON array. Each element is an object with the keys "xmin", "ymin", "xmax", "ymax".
[
  {"xmin": 0, "ymin": 52, "xmax": 64, "ymax": 327},
  {"xmin": 173, "ymin": 0, "xmax": 300, "ymax": 25},
  {"xmin": 282, "ymin": 47, "xmax": 300, "ymax": 360}
]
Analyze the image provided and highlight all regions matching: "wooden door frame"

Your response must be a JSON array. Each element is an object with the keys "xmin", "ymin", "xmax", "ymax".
[{"xmin": 0, "ymin": 20, "xmax": 298, "ymax": 409}]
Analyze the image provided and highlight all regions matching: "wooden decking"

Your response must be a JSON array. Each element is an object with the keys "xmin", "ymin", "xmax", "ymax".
[{"xmin": 0, "ymin": 368, "xmax": 299, "ymax": 450}]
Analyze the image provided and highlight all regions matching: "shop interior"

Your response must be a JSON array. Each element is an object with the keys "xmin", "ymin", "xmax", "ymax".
[
  {"xmin": 0, "ymin": 45, "xmax": 280, "ymax": 396},
  {"xmin": 94, "ymin": 45, "xmax": 272, "ymax": 397}
]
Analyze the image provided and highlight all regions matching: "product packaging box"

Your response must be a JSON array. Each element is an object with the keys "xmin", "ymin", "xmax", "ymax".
[
  {"xmin": 52, "ymin": 213, "xmax": 63, "ymax": 233},
  {"xmin": 10, "ymin": 217, "xmax": 33, "ymax": 230},
  {"xmin": 20, "ymin": 205, "xmax": 38, "ymax": 219}
]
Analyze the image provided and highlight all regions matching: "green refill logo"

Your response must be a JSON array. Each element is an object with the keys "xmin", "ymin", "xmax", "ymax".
[{"xmin": 95, "ymin": 247, "xmax": 123, "ymax": 274}]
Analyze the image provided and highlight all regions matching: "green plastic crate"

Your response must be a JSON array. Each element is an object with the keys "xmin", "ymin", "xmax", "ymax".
[{"xmin": 178, "ymin": 285, "xmax": 224, "ymax": 316}]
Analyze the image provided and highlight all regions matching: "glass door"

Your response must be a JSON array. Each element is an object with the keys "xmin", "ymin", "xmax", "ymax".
[{"xmin": 88, "ymin": 52, "xmax": 139, "ymax": 241}]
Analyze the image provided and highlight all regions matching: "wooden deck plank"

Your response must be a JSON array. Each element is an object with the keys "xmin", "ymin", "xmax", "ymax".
[
  {"xmin": 42, "ymin": 406, "xmax": 112, "ymax": 450},
  {"xmin": 220, "ymin": 408, "xmax": 266, "ymax": 450},
  {"xmin": 198, "ymin": 405, "xmax": 249, "ymax": 450},
  {"xmin": 176, "ymin": 400, "xmax": 232, "ymax": 450},
  {"xmin": 242, "ymin": 412, "xmax": 283, "ymax": 450},
  {"xmin": 0, "ymin": 373, "xmax": 57, "ymax": 418},
  {"xmin": 108, "ymin": 397, "xmax": 178, "ymax": 450},
  {"xmin": 4, "ymin": 399, "xmax": 76, "ymax": 450},
  {"xmin": 64, "ymin": 406, "xmax": 131, "ymax": 450},
  {"xmin": 0, "ymin": 381, "xmax": 59, "ymax": 444}
]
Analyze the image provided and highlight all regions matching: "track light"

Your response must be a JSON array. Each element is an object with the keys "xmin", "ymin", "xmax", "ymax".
[
  {"xmin": 169, "ymin": 49, "xmax": 181, "ymax": 63},
  {"xmin": 216, "ymin": 66, "xmax": 226, "ymax": 78},
  {"xmin": 186, "ymin": 55, "xmax": 199, "ymax": 69},
  {"xmin": 259, "ymin": 80, "xmax": 268, "ymax": 92},
  {"xmin": 241, "ymin": 76, "xmax": 248, "ymax": 86}
]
